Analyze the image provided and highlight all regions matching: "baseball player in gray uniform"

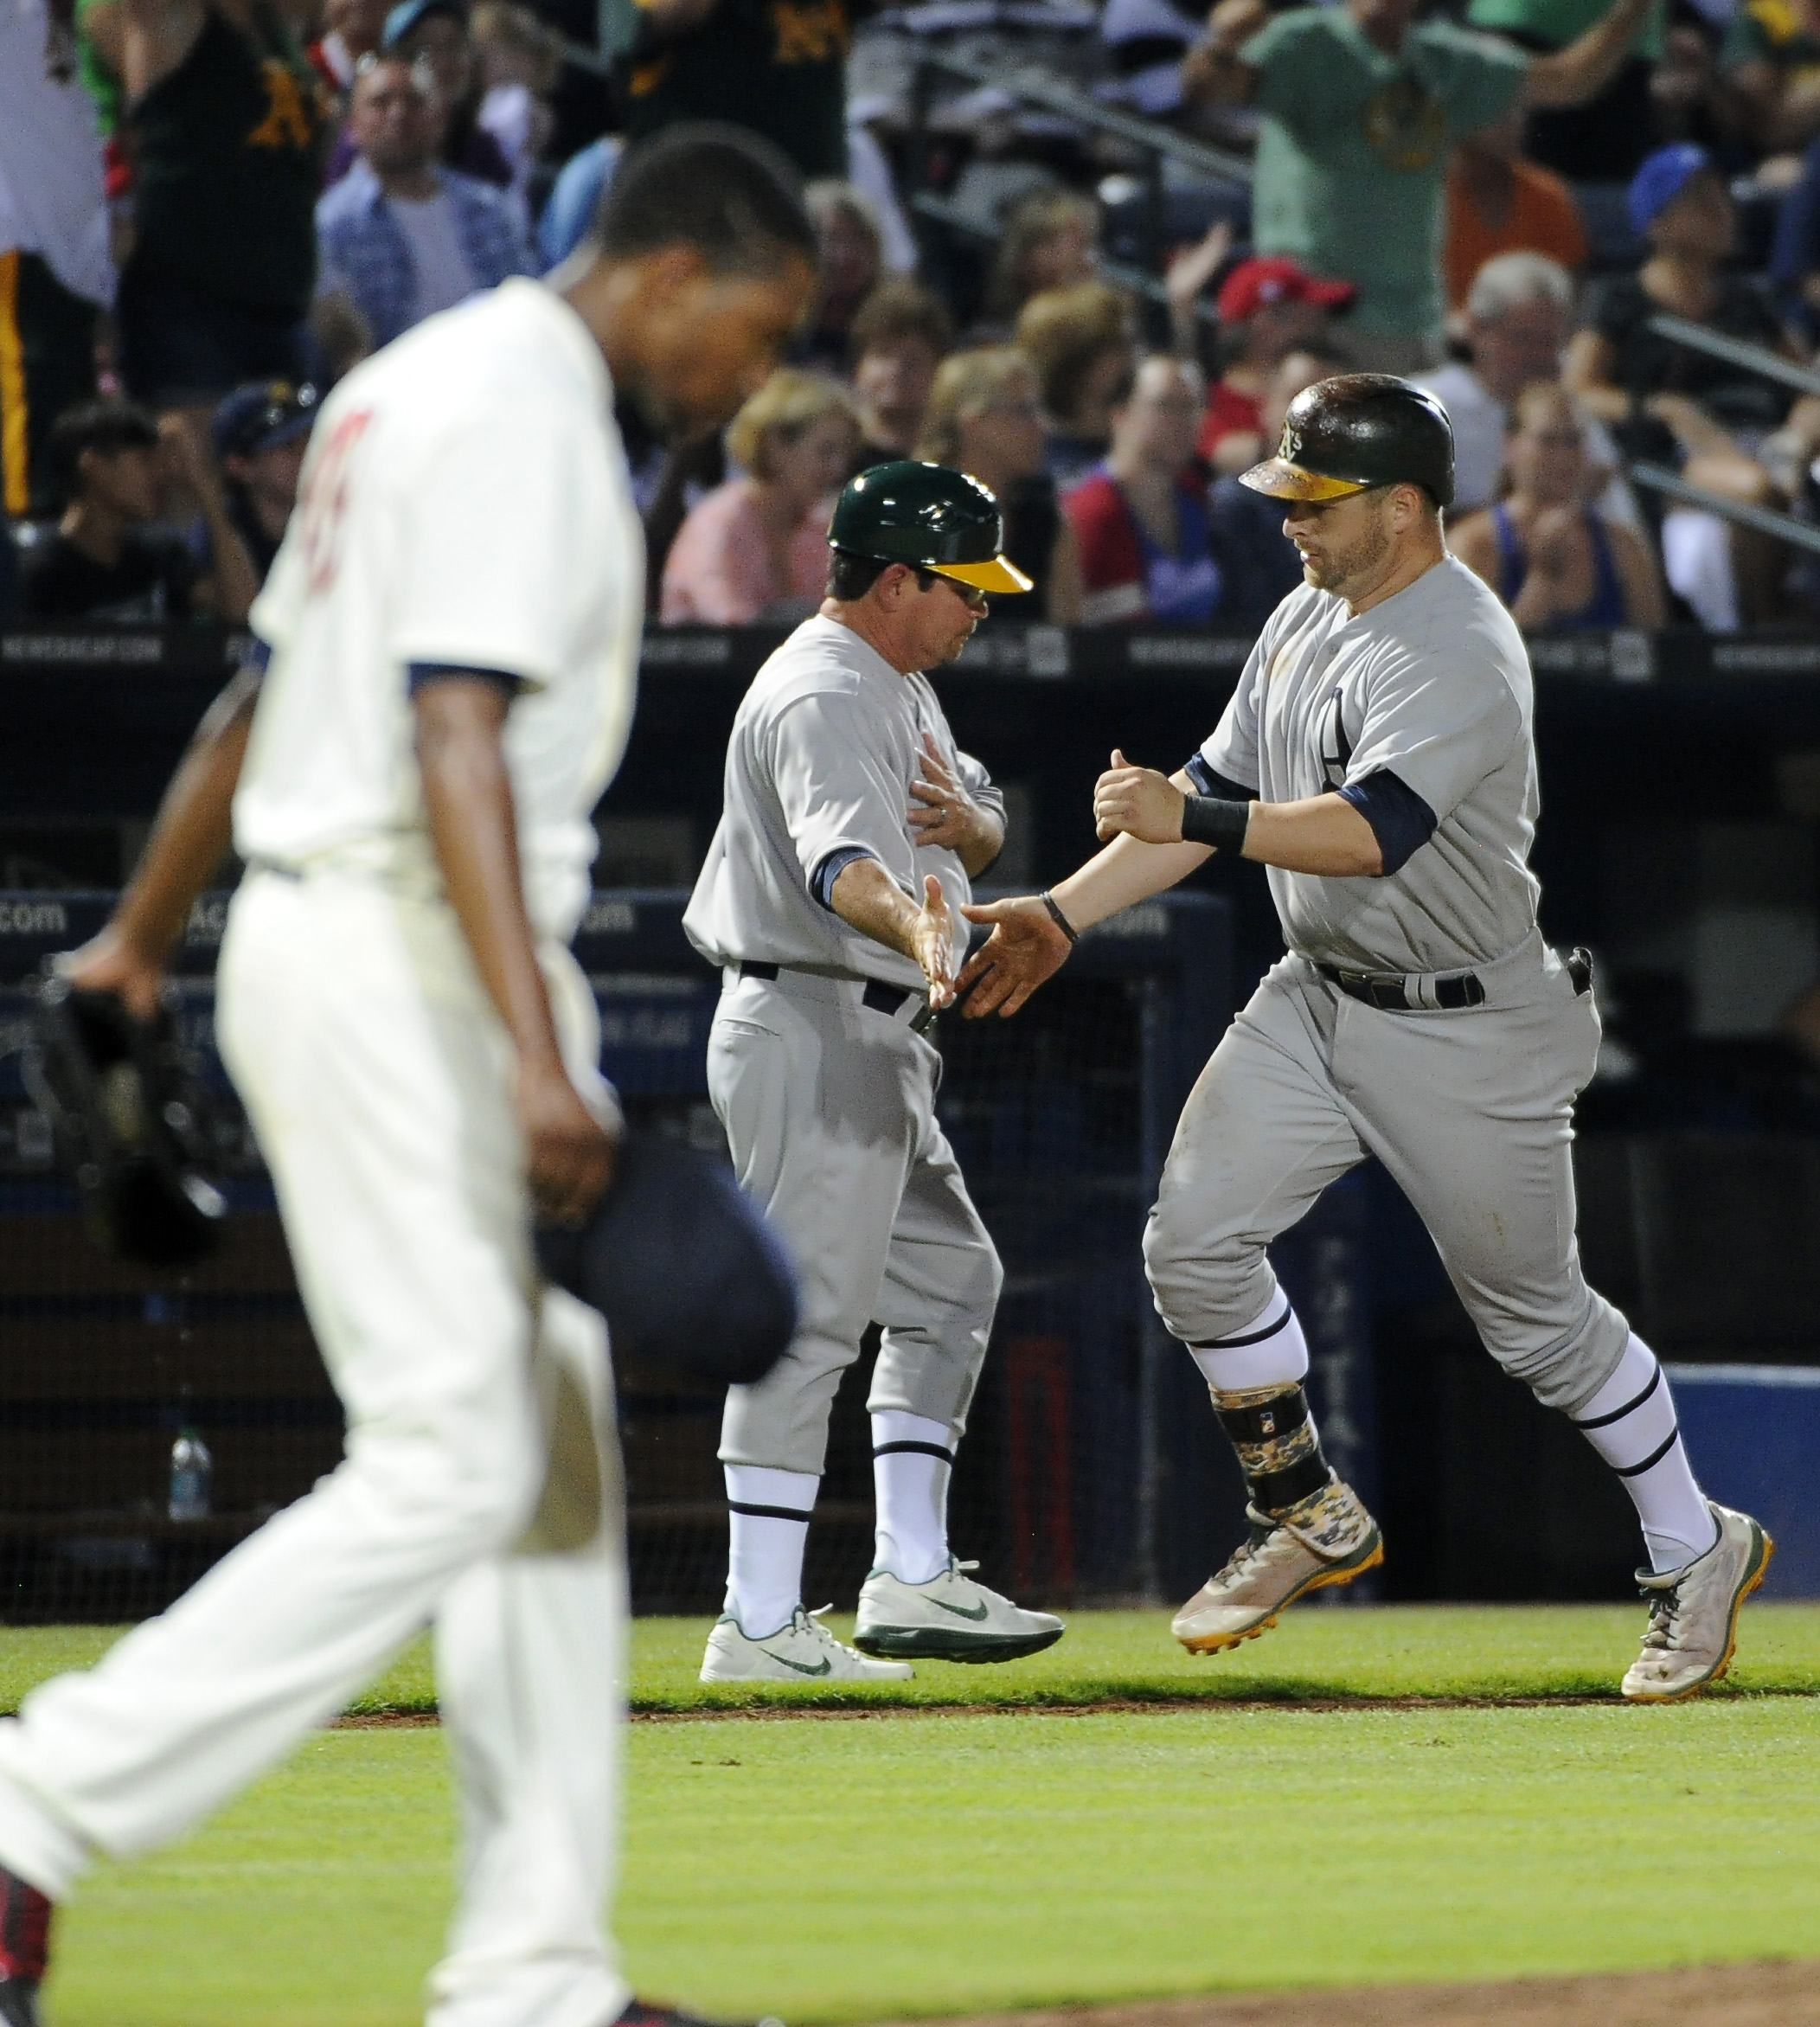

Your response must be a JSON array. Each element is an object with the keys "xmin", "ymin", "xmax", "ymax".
[
  {"xmin": 684, "ymin": 461, "xmax": 1066, "ymax": 1682},
  {"xmin": 959, "ymin": 376, "xmax": 1772, "ymax": 1703}
]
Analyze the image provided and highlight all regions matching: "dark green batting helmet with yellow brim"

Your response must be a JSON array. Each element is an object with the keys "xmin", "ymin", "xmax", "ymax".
[
  {"xmin": 1240, "ymin": 374, "xmax": 1455, "ymax": 510},
  {"xmin": 830, "ymin": 460, "xmax": 1035, "ymax": 593}
]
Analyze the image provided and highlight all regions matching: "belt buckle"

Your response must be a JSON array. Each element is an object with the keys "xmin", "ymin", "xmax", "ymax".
[{"xmin": 909, "ymin": 999, "xmax": 937, "ymax": 1036}]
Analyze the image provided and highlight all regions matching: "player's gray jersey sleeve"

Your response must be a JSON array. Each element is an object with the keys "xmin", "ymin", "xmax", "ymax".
[
  {"xmin": 955, "ymin": 747, "xmax": 1006, "ymax": 829},
  {"xmin": 1197, "ymin": 632, "xmax": 1266, "ymax": 792},
  {"xmin": 1344, "ymin": 645, "xmax": 1522, "ymax": 824},
  {"xmin": 771, "ymin": 691, "xmax": 918, "ymax": 889}
]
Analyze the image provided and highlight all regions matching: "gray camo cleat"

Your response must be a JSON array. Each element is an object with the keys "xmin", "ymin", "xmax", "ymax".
[{"xmin": 1172, "ymin": 1478, "xmax": 1383, "ymax": 1654}]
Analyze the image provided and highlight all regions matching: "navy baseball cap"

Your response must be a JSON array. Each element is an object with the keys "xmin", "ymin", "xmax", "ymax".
[
  {"xmin": 1628, "ymin": 144, "xmax": 1716, "ymax": 235},
  {"xmin": 211, "ymin": 381, "xmax": 318, "ymax": 462},
  {"xmin": 535, "ymin": 1135, "xmax": 798, "ymax": 1385},
  {"xmin": 381, "ymin": 0, "xmax": 466, "ymax": 48}
]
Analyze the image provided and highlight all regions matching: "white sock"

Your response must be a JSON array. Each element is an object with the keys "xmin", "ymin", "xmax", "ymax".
[
  {"xmin": 871, "ymin": 1409, "xmax": 953, "ymax": 1585},
  {"xmin": 1572, "ymin": 1335, "xmax": 1718, "ymax": 1572},
  {"xmin": 1189, "ymin": 1293, "xmax": 1311, "ymax": 1392},
  {"xmin": 723, "ymin": 1463, "xmax": 817, "ymax": 1637}
]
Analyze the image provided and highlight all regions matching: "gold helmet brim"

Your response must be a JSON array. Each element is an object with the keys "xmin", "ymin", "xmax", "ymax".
[
  {"xmin": 1238, "ymin": 457, "xmax": 1371, "ymax": 502},
  {"xmin": 929, "ymin": 555, "xmax": 1035, "ymax": 593}
]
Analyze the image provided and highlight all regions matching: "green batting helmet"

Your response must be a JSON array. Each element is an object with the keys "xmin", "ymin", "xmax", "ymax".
[
  {"xmin": 829, "ymin": 460, "xmax": 1034, "ymax": 594},
  {"xmin": 1240, "ymin": 374, "xmax": 1455, "ymax": 510}
]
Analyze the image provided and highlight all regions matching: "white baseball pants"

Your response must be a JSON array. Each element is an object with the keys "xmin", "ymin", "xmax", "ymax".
[{"xmin": 0, "ymin": 869, "xmax": 630, "ymax": 2027}]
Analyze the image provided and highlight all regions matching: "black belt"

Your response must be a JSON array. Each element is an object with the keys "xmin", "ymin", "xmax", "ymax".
[
  {"xmin": 737, "ymin": 960, "xmax": 937, "ymax": 1034},
  {"xmin": 1316, "ymin": 962, "xmax": 1485, "ymax": 1011},
  {"xmin": 1314, "ymin": 944, "xmax": 1592, "ymax": 1014}
]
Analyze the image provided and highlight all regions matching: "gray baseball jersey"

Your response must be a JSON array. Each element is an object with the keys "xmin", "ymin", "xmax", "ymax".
[
  {"xmin": 683, "ymin": 613, "xmax": 1004, "ymax": 991},
  {"xmin": 1199, "ymin": 554, "xmax": 1541, "ymax": 977}
]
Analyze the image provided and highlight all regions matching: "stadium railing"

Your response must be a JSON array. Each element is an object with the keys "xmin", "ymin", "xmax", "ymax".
[
  {"xmin": 904, "ymin": 42, "xmax": 1252, "ymax": 290},
  {"xmin": 1629, "ymin": 316, "xmax": 1820, "ymax": 560}
]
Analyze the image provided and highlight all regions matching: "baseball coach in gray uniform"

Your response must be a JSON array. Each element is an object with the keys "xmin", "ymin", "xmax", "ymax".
[
  {"xmin": 959, "ymin": 376, "xmax": 1772, "ymax": 1703},
  {"xmin": 684, "ymin": 461, "xmax": 1066, "ymax": 1682}
]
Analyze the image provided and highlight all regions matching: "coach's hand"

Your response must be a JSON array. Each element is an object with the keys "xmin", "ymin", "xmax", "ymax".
[
  {"xmin": 956, "ymin": 896, "xmax": 1073, "ymax": 1017},
  {"xmin": 517, "ymin": 1057, "xmax": 619, "ymax": 1226},
  {"xmin": 1094, "ymin": 749, "xmax": 1187, "ymax": 844},
  {"xmin": 910, "ymin": 872, "xmax": 959, "ymax": 1009}
]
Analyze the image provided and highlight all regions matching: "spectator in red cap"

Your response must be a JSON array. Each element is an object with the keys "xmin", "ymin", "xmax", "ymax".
[{"xmin": 1198, "ymin": 254, "xmax": 1354, "ymax": 477}]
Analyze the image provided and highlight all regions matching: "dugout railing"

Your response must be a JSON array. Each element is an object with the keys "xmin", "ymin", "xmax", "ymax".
[{"xmin": 1, "ymin": 884, "xmax": 1381, "ymax": 1621}]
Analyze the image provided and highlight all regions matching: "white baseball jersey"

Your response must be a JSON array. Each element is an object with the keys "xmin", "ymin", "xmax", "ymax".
[
  {"xmin": 684, "ymin": 613, "xmax": 1005, "ymax": 991},
  {"xmin": 238, "ymin": 278, "xmax": 644, "ymax": 943},
  {"xmin": 1201, "ymin": 554, "xmax": 1541, "ymax": 977}
]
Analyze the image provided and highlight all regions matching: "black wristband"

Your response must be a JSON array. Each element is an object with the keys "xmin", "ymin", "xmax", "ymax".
[
  {"xmin": 1039, "ymin": 890, "xmax": 1079, "ymax": 944},
  {"xmin": 1180, "ymin": 795, "xmax": 1252, "ymax": 853}
]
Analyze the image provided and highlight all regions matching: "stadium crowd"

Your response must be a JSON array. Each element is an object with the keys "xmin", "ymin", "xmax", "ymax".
[{"xmin": 7, "ymin": 0, "xmax": 1820, "ymax": 631}]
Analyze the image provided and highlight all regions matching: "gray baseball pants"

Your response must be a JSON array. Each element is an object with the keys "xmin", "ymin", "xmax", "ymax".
[
  {"xmin": 1144, "ymin": 934, "xmax": 1631, "ymax": 1414},
  {"xmin": 708, "ymin": 969, "xmax": 1002, "ymax": 1475}
]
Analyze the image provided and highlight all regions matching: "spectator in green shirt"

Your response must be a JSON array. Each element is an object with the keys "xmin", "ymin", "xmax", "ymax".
[{"xmin": 1183, "ymin": 0, "xmax": 1655, "ymax": 371}]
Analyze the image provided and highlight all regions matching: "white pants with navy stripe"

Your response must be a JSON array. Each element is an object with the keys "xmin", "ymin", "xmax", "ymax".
[{"xmin": 0, "ymin": 869, "xmax": 630, "ymax": 2027}]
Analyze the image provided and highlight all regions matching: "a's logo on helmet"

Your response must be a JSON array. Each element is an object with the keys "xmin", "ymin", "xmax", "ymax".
[{"xmin": 1282, "ymin": 426, "xmax": 1303, "ymax": 462}]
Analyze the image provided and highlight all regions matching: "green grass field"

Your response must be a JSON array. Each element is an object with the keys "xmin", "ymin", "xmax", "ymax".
[{"xmin": 3, "ymin": 1605, "xmax": 1817, "ymax": 2026}]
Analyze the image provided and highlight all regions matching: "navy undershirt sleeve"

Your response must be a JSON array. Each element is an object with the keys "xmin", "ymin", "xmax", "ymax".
[
  {"xmin": 1183, "ymin": 754, "xmax": 1258, "ymax": 802},
  {"xmin": 406, "ymin": 663, "xmax": 527, "ymax": 699},
  {"xmin": 244, "ymin": 635, "xmax": 272, "ymax": 676},
  {"xmin": 811, "ymin": 844, "xmax": 877, "ymax": 911},
  {"xmin": 1336, "ymin": 768, "xmax": 1439, "ymax": 876}
]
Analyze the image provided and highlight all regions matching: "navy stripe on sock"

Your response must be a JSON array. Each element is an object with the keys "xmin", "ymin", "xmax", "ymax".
[
  {"xmin": 1612, "ymin": 1423, "xmax": 1682, "ymax": 1479},
  {"xmin": 727, "ymin": 1500, "xmax": 814, "ymax": 1522},
  {"xmin": 1195, "ymin": 1304, "xmax": 1291, "ymax": 1352},
  {"xmin": 1573, "ymin": 1362, "xmax": 1662, "ymax": 1431},
  {"xmin": 872, "ymin": 1440, "xmax": 955, "ymax": 1463}
]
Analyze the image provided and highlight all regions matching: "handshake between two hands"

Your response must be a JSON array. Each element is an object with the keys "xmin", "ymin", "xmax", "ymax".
[{"xmin": 913, "ymin": 752, "xmax": 1187, "ymax": 1020}]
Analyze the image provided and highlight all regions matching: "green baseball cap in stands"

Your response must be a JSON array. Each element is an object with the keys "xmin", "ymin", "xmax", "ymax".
[
  {"xmin": 1240, "ymin": 374, "xmax": 1455, "ymax": 509},
  {"xmin": 830, "ymin": 461, "xmax": 1034, "ymax": 594}
]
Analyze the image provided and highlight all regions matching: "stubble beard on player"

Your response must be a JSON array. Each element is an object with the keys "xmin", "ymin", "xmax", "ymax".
[{"xmin": 1298, "ymin": 503, "xmax": 1392, "ymax": 600}]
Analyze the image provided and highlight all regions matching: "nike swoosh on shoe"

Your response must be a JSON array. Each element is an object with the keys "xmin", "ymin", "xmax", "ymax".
[
  {"xmin": 760, "ymin": 1651, "xmax": 832, "ymax": 1676},
  {"xmin": 928, "ymin": 1596, "xmax": 990, "ymax": 1620}
]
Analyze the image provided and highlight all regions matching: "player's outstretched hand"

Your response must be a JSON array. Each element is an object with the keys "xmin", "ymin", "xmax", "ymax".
[
  {"xmin": 956, "ymin": 896, "xmax": 1073, "ymax": 1018},
  {"xmin": 58, "ymin": 926, "xmax": 166, "ymax": 1023},
  {"xmin": 518, "ymin": 1059, "xmax": 620, "ymax": 1227},
  {"xmin": 1093, "ymin": 748, "xmax": 1186, "ymax": 844},
  {"xmin": 911, "ymin": 872, "xmax": 958, "ymax": 1009}
]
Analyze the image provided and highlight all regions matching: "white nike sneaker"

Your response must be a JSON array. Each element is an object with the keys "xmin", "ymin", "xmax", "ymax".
[
  {"xmin": 1621, "ymin": 1502, "xmax": 1774, "ymax": 1703},
  {"xmin": 852, "ymin": 1558, "xmax": 1065, "ymax": 1663},
  {"xmin": 1172, "ymin": 1479, "xmax": 1383, "ymax": 1653},
  {"xmin": 699, "ymin": 1605, "xmax": 913, "ymax": 1684}
]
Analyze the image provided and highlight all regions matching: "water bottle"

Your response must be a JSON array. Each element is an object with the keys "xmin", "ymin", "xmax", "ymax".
[{"xmin": 169, "ymin": 1422, "xmax": 213, "ymax": 1523}]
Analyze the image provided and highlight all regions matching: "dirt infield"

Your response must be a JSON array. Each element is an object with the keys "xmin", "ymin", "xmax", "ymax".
[{"xmin": 883, "ymin": 1963, "xmax": 1820, "ymax": 2027}]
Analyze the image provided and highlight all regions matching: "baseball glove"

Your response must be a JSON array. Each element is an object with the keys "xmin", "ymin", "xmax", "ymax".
[
  {"xmin": 536, "ymin": 1134, "xmax": 797, "ymax": 1385},
  {"xmin": 24, "ymin": 968, "xmax": 228, "ymax": 1269}
]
